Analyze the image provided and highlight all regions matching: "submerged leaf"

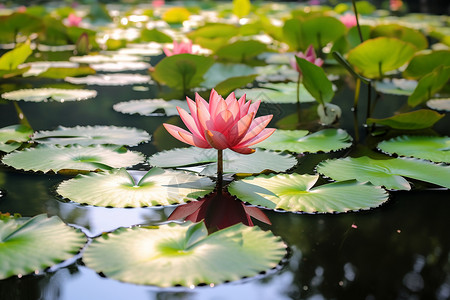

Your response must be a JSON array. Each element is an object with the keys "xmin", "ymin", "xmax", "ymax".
[
  {"xmin": 377, "ymin": 135, "xmax": 450, "ymax": 163},
  {"xmin": 317, "ymin": 156, "xmax": 450, "ymax": 190},
  {"xmin": 57, "ymin": 168, "xmax": 214, "ymax": 207},
  {"xmin": 83, "ymin": 222, "xmax": 286, "ymax": 287},
  {"xmin": 229, "ymin": 173, "xmax": 388, "ymax": 213},
  {"xmin": 0, "ymin": 214, "xmax": 86, "ymax": 280}
]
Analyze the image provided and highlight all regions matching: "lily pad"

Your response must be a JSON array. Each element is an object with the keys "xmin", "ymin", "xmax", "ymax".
[
  {"xmin": 367, "ymin": 109, "xmax": 444, "ymax": 130},
  {"xmin": 1, "ymin": 145, "xmax": 145, "ymax": 173},
  {"xmin": 32, "ymin": 125, "xmax": 151, "ymax": 147},
  {"xmin": 148, "ymin": 148, "xmax": 297, "ymax": 176},
  {"xmin": 65, "ymin": 74, "xmax": 151, "ymax": 86},
  {"xmin": 1, "ymin": 88, "xmax": 97, "ymax": 103},
  {"xmin": 0, "ymin": 124, "xmax": 32, "ymax": 153},
  {"xmin": 215, "ymin": 40, "xmax": 269, "ymax": 63},
  {"xmin": 257, "ymin": 129, "xmax": 353, "ymax": 153},
  {"xmin": 57, "ymin": 168, "xmax": 214, "ymax": 207},
  {"xmin": 82, "ymin": 222, "xmax": 286, "ymax": 287},
  {"xmin": 408, "ymin": 65, "xmax": 450, "ymax": 107},
  {"xmin": 374, "ymin": 79, "xmax": 417, "ymax": 96},
  {"xmin": 377, "ymin": 135, "xmax": 450, "ymax": 163},
  {"xmin": 0, "ymin": 214, "xmax": 86, "ymax": 280},
  {"xmin": 235, "ymin": 82, "xmax": 316, "ymax": 104},
  {"xmin": 201, "ymin": 63, "xmax": 256, "ymax": 89},
  {"xmin": 21, "ymin": 61, "xmax": 80, "ymax": 77},
  {"xmin": 317, "ymin": 156, "xmax": 450, "ymax": 190},
  {"xmin": 347, "ymin": 37, "xmax": 417, "ymax": 79},
  {"xmin": 427, "ymin": 98, "xmax": 450, "ymax": 111},
  {"xmin": 228, "ymin": 174, "xmax": 388, "ymax": 213},
  {"xmin": 370, "ymin": 24, "xmax": 428, "ymax": 51},
  {"xmin": 403, "ymin": 50, "xmax": 450, "ymax": 79},
  {"xmin": 69, "ymin": 54, "xmax": 142, "ymax": 64},
  {"xmin": 89, "ymin": 62, "xmax": 151, "ymax": 72},
  {"xmin": 113, "ymin": 99, "xmax": 189, "ymax": 116}
]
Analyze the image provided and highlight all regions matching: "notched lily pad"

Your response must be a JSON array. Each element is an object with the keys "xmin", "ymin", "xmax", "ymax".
[
  {"xmin": 0, "ymin": 124, "xmax": 33, "ymax": 153},
  {"xmin": 377, "ymin": 135, "xmax": 450, "ymax": 163},
  {"xmin": 65, "ymin": 74, "xmax": 151, "ymax": 86},
  {"xmin": 228, "ymin": 173, "xmax": 388, "ymax": 213},
  {"xmin": 83, "ymin": 222, "xmax": 286, "ymax": 287},
  {"xmin": 0, "ymin": 214, "xmax": 86, "ymax": 280},
  {"xmin": 113, "ymin": 99, "xmax": 189, "ymax": 116},
  {"xmin": 32, "ymin": 125, "xmax": 151, "ymax": 147},
  {"xmin": 1, "ymin": 88, "xmax": 97, "ymax": 103},
  {"xmin": 317, "ymin": 156, "xmax": 450, "ymax": 191},
  {"xmin": 57, "ymin": 168, "xmax": 214, "ymax": 207},
  {"xmin": 257, "ymin": 129, "xmax": 353, "ymax": 153},
  {"xmin": 1, "ymin": 145, "xmax": 145, "ymax": 173},
  {"xmin": 148, "ymin": 148, "xmax": 297, "ymax": 176}
]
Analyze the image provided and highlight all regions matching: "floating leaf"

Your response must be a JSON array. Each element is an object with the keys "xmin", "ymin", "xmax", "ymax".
[
  {"xmin": 1, "ymin": 88, "xmax": 97, "ymax": 103},
  {"xmin": 65, "ymin": 74, "xmax": 151, "ymax": 86},
  {"xmin": 374, "ymin": 79, "xmax": 417, "ymax": 96},
  {"xmin": 21, "ymin": 61, "xmax": 79, "ymax": 77},
  {"xmin": 113, "ymin": 99, "xmax": 189, "ymax": 116},
  {"xmin": 235, "ymin": 82, "xmax": 315, "ymax": 104},
  {"xmin": 151, "ymin": 54, "xmax": 214, "ymax": 91},
  {"xmin": 0, "ymin": 214, "xmax": 86, "ymax": 280},
  {"xmin": 257, "ymin": 129, "xmax": 352, "ymax": 153},
  {"xmin": 214, "ymin": 74, "xmax": 258, "ymax": 96},
  {"xmin": 347, "ymin": 37, "xmax": 417, "ymax": 79},
  {"xmin": 32, "ymin": 125, "xmax": 150, "ymax": 146},
  {"xmin": 187, "ymin": 24, "xmax": 238, "ymax": 51},
  {"xmin": 69, "ymin": 54, "xmax": 142, "ymax": 64},
  {"xmin": 229, "ymin": 174, "xmax": 388, "ymax": 213},
  {"xmin": 403, "ymin": 50, "xmax": 450, "ymax": 79},
  {"xmin": 427, "ymin": 98, "xmax": 450, "ymax": 112},
  {"xmin": 408, "ymin": 65, "xmax": 450, "ymax": 107},
  {"xmin": 301, "ymin": 16, "xmax": 346, "ymax": 50},
  {"xmin": 0, "ymin": 40, "xmax": 32, "ymax": 71},
  {"xmin": 83, "ymin": 222, "xmax": 286, "ymax": 287},
  {"xmin": 377, "ymin": 135, "xmax": 450, "ymax": 163},
  {"xmin": 90, "ymin": 62, "xmax": 151, "ymax": 72},
  {"xmin": 57, "ymin": 168, "xmax": 214, "ymax": 207},
  {"xmin": 0, "ymin": 124, "xmax": 32, "ymax": 153},
  {"xmin": 37, "ymin": 66, "xmax": 96, "ymax": 79},
  {"xmin": 201, "ymin": 63, "xmax": 255, "ymax": 89},
  {"xmin": 215, "ymin": 40, "xmax": 268, "ymax": 63},
  {"xmin": 317, "ymin": 156, "xmax": 450, "ymax": 190},
  {"xmin": 1, "ymin": 145, "xmax": 145, "ymax": 173},
  {"xmin": 370, "ymin": 24, "xmax": 428, "ymax": 50},
  {"xmin": 139, "ymin": 28, "xmax": 172, "ymax": 43},
  {"xmin": 149, "ymin": 148, "xmax": 297, "ymax": 176},
  {"xmin": 367, "ymin": 109, "xmax": 444, "ymax": 130},
  {"xmin": 295, "ymin": 57, "xmax": 334, "ymax": 104}
]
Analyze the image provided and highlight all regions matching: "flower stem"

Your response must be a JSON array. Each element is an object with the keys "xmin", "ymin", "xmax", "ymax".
[
  {"xmin": 216, "ymin": 149, "xmax": 223, "ymax": 195},
  {"xmin": 296, "ymin": 73, "xmax": 302, "ymax": 124},
  {"xmin": 351, "ymin": 0, "xmax": 364, "ymax": 43}
]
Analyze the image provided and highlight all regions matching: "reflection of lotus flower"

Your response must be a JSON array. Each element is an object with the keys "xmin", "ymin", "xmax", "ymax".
[
  {"xmin": 163, "ymin": 89, "xmax": 275, "ymax": 154},
  {"xmin": 67, "ymin": 13, "xmax": 82, "ymax": 27},
  {"xmin": 340, "ymin": 13, "xmax": 357, "ymax": 28},
  {"xmin": 163, "ymin": 40, "xmax": 195, "ymax": 57},
  {"xmin": 290, "ymin": 45, "xmax": 324, "ymax": 74}
]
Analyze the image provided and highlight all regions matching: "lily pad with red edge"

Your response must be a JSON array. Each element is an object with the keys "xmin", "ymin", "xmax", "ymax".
[
  {"xmin": 377, "ymin": 135, "xmax": 450, "ymax": 163},
  {"xmin": 229, "ymin": 173, "xmax": 388, "ymax": 213},
  {"xmin": 257, "ymin": 128, "xmax": 353, "ymax": 153},
  {"xmin": 316, "ymin": 156, "xmax": 450, "ymax": 191},
  {"xmin": 148, "ymin": 147, "xmax": 297, "ymax": 176},
  {"xmin": 0, "ymin": 214, "xmax": 86, "ymax": 280},
  {"xmin": 1, "ymin": 145, "xmax": 145, "ymax": 174},
  {"xmin": 82, "ymin": 222, "xmax": 286, "ymax": 287},
  {"xmin": 57, "ymin": 168, "xmax": 214, "ymax": 208}
]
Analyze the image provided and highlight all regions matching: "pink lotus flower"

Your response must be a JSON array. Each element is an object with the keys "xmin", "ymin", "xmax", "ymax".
[
  {"xmin": 152, "ymin": 0, "xmax": 165, "ymax": 8},
  {"xmin": 17, "ymin": 6, "xmax": 27, "ymax": 13},
  {"xmin": 66, "ymin": 13, "xmax": 82, "ymax": 27},
  {"xmin": 340, "ymin": 13, "xmax": 357, "ymax": 28},
  {"xmin": 163, "ymin": 89, "xmax": 275, "ymax": 154},
  {"xmin": 163, "ymin": 40, "xmax": 195, "ymax": 57},
  {"xmin": 290, "ymin": 45, "xmax": 324, "ymax": 74}
]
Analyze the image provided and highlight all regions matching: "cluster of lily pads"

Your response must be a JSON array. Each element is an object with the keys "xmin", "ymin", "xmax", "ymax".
[{"xmin": 0, "ymin": 0, "xmax": 449, "ymax": 289}]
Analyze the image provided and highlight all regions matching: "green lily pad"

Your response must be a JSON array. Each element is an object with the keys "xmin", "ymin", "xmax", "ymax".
[
  {"xmin": 32, "ymin": 125, "xmax": 151, "ymax": 147},
  {"xmin": 235, "ymin": 82, "xmax": 316, "ymax": 104},
  {"xmin": 57, "ymin": 168, "xmax": 214, "ymax": 207},
  {"xmin": 214, "ymin": 74, "xmax": 258, "ymax": 96},
  {"xmin": 215, "ymin": 40, "xmax": 269, "ymax": 63},
  {"xmin": 1, "ymin": 88, "xmax": 97, "ymax": 103},
  {"xmin": 113, "ymin": 99, "xmax": 189, "ymax": 116},
  {"xmin": 374, "ymin": 79, "xmax": 417, "ymax": 96},
  {"xmin": 65, "ymin": 74, "xmax": 151, "ymax": 86},
  {"xmin": 377, "ymin": 135, "xmax": 450, "ymax": 163},
  {"xmin": 1, "ymin": 145, "xmax": 145, "ymax": 173},
  {"xmin": 90, "ymin": 62, "xmax": 151, "ymax": 72},
  {"xmin": 0, "ymin": 124, "xmax": 32, "ymax": 153},
  {"xmin": 21, "ymin": 61, "xmax": 79, "ymax": 77},
  {"xmin": 201, "ymin": 63, "xmax": 256, "ymax": 89},
  {"xmin": 367, "ymin": 109, "xmax": 444, "ymax": 130},
  {"xmin": 317, "ymin": 156, "xmax": 450, "ymax": 190},
  {"xmin": 228, "ymin": 174, "xmax": 388, "ymax": 213},
  {"xmin": 370, "ymin": 24, "xmax": 428, "ymax": 51},
  {"xmin": 408, "ymin": 65, "xmax": 450, "ymax": 107},
  {"xmin": 0, "ymin": 40, "xmax": 32, "ymax": 71},
  {"xmin": 347, "ymin": 37, "xmax": 417, "ymax": 79},
  {"xmin": 0, "ymin": 214, "xmax": 86, "ymax": 280},
  {"xmin": 69, "ymin": 54, "xmax": 142, "ymax": 64},
  {"xmin": 300, "ymin": 16, "xmax": 347, "ymax": 50},
  {"xmin": 83, "ymin": 222, "xmax": 286, "ymax": 287},
  {"xmin": 403, "ymin": 50, "xmax": 450, "ymax": 79},
  {"xmin": 257, "ymin": 129, "xmax": 353, "ymax": 153},
  {"xmin": 148, "ymin": 148, "xmax": 297, "ymax": 176},
  {"xmin": 427, "ymin": 98, "xmax": 450, "ymax": 111}
]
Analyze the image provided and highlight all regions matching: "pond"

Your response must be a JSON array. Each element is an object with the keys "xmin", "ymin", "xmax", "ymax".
[{"xmin": 0, "ymin": 1, "xmax": 449, "ymax": 300}]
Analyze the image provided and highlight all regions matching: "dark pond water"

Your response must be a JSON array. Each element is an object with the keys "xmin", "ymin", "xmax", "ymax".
[{"xmin": 0, "ymin": 52, "xmax": 449, "ymax": 300}]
